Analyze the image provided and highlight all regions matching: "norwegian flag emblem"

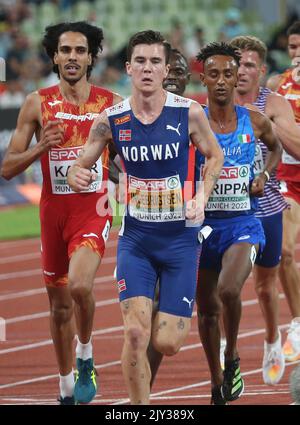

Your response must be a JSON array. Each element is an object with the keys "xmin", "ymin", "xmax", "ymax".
[
  {"xmin": 119, "ymin": 129, "xmax": 131, "ymax": 141},
  {"xmin": 118, "ymin": 279, "xmax": 127, "ymax": 293}
]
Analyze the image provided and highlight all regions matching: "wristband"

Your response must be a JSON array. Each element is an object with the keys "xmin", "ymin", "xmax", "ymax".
[{"xmin": 263, "ymin": 170, "xmax": 270, "ymax": 182}]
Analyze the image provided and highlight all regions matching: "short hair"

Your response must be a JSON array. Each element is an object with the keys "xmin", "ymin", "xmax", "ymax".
[
  {"xmin": 42, "ymin": 21, "xmax": 104, "ymax": 79},
  {"xmin": 197, "ymin": 42, "xmax": 241, "ymax": 66},
  {"xmin": 230, "ymin": 35, "xmax": 267, "ymax": 63},
  {"xmin": 287, "ymin": 21, "xmax": 300, "ymax": 37},
  {"xmin": 126, "ymin": 30, "xmax": 171, "ymax": 63},
  {"xmin": 170, "ymin": 48, "xmax": 189, "ymax": 69}
]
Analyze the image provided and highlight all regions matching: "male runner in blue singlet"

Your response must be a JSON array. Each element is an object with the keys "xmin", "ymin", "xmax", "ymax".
[
  {"xmin": 68, "ymin": 31, "xmax": 224, "ymax": 405},
  {"xmin": 195, "ymin": 42, "xmax": 282, "ymax": 404}
]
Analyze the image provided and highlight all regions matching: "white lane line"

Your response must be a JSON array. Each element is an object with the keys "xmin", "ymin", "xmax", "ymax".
[
  {"xmin": 5, "ymin": 298, "xmax": 119, "ymax": 324},
  {"xmin": 0, "ymin": 324, "xmax": 296, "ymax": 391},
  {"xmin": 0, "ymin": 255, "xmax": 116, "ymax": 281},
  {"xmin": 2, "ymin": 260, "xmax": 299, "ymax": 282},
  {"xmin": 0, "ymin": 273, "xmax": 116, "ymax": 302},
  {"xmin": 0, "ymin": 239, "xmax": 118, "ymax": 264},
  {"xmin": 112, "ymin": 360, "xmax": 300, "ymax": 405},
  {"xmin": 0, "ymin": 324, "xmax": 123, "ymax": 355}
]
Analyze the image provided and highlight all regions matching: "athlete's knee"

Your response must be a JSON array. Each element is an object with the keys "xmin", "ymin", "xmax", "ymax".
[
  {"xmin": 50, "ymin": 302, "xmax": 73, "ymax": 325},
  {"xmin": 197, "ymin": 308, "xmax": 220, "ymax": 328},
  {"xmin": 152, "ymin": 334, "xmax": 181, "ymax": 356},
  {"xmin": 255, "ymin": 278, "xmax": 276, "ymax": 302},
  {"xmin": 69, "ymin": 276, "xmax": 93, "ymax": 301},
  {"xmin": 280, "ymin": 246, "xmax": 294, "ymax": 268},
  {"xmin": 218, "ymin": 284, "xmax": 241, "ymax": 304},
  {"xmin": 124, "ymin": 324, "xmax": 151, "ymax": 353}
]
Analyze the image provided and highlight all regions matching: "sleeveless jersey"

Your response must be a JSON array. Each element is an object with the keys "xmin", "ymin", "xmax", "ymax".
[
  {"xmin": 253, "ymin": 87, "xmax": 288, "ymax": 217},
  {"xmin": 39, "ymin": 84, "xmax": 113, "ymax": 211},
  {"xmin": 106, "ymin": 91, "xmax": 196, "ymax": 231},
  {"xmin": 196, "ymin": 105, "xmax": 257, "ymax": 219},
  {"xmin": 276, "ymin": 69, "xmax": 300, "ymax": 182}
]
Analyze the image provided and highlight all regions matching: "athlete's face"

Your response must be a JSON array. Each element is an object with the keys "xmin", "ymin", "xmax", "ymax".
[
  {"xmin": 54, "ymin": 32, "xmax": 92, "ymax": 84},
  {"xmin": 126, "ymin": 44, "xmax": 169, "ymax": 93},
  {"xmin": 236, "ymin": 50, "xmax": 266, "ymax": 95},
  {"xmin": 288, "ymin": 34, "xmax": 300, "ymax": 64},
  {"xmin": 163, "ymin": 52, "xmax": 190, "ymax": 96},
  {"xmin": 202, "ymin": 55, "xmax": 238, "ymax": 105}
]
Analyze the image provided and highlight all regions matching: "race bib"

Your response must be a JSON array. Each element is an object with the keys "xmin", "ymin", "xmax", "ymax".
[
  {"xmin": 49, "ymin": 147, "xmax": 103, "ymax": 194},
  {"xmin": 282, "ymin": 149, "xmax": 300, "ymax": 165},
  {"xmin": 128, "ymin": 174, "xmax": 184, "ymax": 222},
  {"xmin": 204, "ymin": 164, "xmax": 251, "ymax": 211},
  {"xmin": 254, "ymin": 143, "xmax": 264, "ymax": 175}
]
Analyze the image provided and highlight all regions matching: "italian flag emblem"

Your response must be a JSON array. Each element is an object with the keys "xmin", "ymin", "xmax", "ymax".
[{"xmin": 238, "ymin": 134, "xmax": 251, "ymax": 143}]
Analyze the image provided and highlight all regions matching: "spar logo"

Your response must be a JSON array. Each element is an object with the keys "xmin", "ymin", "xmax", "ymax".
[
  {"xmin": 129, "ymin": 177, "xmax": 166, "ymax": 190},
  {"xmin": 219, "ymin": 167, "xmax": 239, "ymax": 179},
  {"xmin": 239, "ymin": 166, "xmax": 249, "ymax": 178},
  {"xmin": 0, "ymin": 57, "xmax": 5, "ymax": 81}
]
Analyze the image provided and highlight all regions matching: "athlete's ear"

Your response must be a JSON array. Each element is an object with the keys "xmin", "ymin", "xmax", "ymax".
[
  {"xmin": 125, "ymin": 61, "xmax": 132, "ymax": 76},
  {"xmin": 199, "ymin": 73, "xmax": 205, "ymax": 86},
  {"xmin": 54, "ymin": 51, "xmax": 58, "ymax": 65},
  {"xmin": 87, "ymin": 53, "xmax": 92, "ymax": 66}
]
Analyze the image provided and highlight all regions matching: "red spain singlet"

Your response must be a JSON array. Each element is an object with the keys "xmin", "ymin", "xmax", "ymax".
[
  {"xmin": 38, "ymin": 84, "xmax": 114, "ymax": 286},
  {"xmin": 276, "ymin": 69, "xmax": 300, "ymax": 203}
]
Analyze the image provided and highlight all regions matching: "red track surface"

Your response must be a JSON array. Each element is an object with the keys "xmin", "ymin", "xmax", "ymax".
[{"xmin": 0, "ymin": 229, "xmax": 299, "ymax": 405}]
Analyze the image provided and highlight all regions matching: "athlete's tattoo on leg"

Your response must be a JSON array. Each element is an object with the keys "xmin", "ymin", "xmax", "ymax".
[{"xmin": 177, "ymin": 318, "xmax": 185, "ymax": 330}]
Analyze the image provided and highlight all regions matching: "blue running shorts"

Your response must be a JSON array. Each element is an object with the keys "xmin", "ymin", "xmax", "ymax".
[
  {"xmin": 199, "ymin": 215, "xmax": 266, "ymax": 272},
  {"xmin": 255, "ymin": 212, "xmax": 282, "ymax": 268},
  {"xmin": 116, "ymin": 224, "xmax": 201, "ymax": 318}
]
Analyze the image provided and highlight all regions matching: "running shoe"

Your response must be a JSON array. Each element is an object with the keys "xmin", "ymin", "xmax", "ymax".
[
  {"xmin": 74, "ymin": 358, "xmax": 97, "ymax": 404},
  {"xmin": 220, "ymin": 338, "xmax": 226, "ymax": 370},
  {"xmin": 222, "ymin": 357, "xmax": 244, "ymax": 401},
  {"xmin": 57, "ymin": 395, "xmax": 76, "ymax": 405},
  {"xmin": 283, "ymin": 318, "xmax": 300, "ymax": 362},
  {"xmin": 262, "ymin": 332, "xmax": 285, "ymax": 385},
  {"xmin": 210, "ymin": 385, "xmax": 227, "ymax": 405}
]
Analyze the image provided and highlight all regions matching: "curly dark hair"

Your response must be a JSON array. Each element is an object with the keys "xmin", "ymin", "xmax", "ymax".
[
  {"xmin": 196, "ymin": 42, "xmax": 241, "ymax": 67},
  {"xmin": 42, "ymin": 21, "xmax": 104, "ymax": 79},
  {"xmin": 127, "ymin": 30, "xmax": 171, "ymax": 64}
]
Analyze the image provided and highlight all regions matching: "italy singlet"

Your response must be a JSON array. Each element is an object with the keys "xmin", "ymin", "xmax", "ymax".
[
  {"xmin": 39, "ymin": 84, "xmax": 114, "ymax": 286},
  {"xmin": 276, "ymin": 69, "xmax": 300, "ymax": 191},
  {"xmin": 196, "ymin": 105, "xmax": 265, "ymax": 271},
  {"xmin": 106, "ymin": 92, "xmax": 200, "ymax": 317}
]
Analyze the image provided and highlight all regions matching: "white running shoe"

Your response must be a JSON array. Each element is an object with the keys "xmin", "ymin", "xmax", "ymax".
[
  {"xmin": 220, "ymin": 338, "xmax": 226, "ymax": 370},
  {"xmin": 262, "ymin": 331, "xmax": 285, "ymax": 385},
  {"xmin": 283, "ymin": 317, "xmax": 300, "ymax": 362}
]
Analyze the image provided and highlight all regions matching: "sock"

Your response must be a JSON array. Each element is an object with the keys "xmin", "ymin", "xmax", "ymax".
[
  {"xmin": 76, "ymin": 335, "xmax": 93, "ymax": 361},
  {"xmin": 266, "ymin": 331, "xmax": 281, "ymax": 348},
  {"xmin": 59, "ymin": 370, "xmax": 75, "ymax": 398}
]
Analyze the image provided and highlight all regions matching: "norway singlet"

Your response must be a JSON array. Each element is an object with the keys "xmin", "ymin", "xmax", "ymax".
[{"xmin": 106, "ymin": 91, "xmax": 197, "ymax": 233}]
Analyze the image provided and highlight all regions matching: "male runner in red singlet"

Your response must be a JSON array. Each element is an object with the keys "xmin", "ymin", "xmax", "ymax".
[
  {"xmin": 0, "ymin": 21, "xmax": 122, "ymax": 404},
  {"xmin": 267, "ymin": 21, "xmax": 300, "ymax": 363}
]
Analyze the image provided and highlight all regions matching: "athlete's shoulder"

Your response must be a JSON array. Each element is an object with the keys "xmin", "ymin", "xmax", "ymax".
[
  {"xmin": 105, "ymin": 97, "xmax": 130, "ymax": 116},
  {"xmin": 38, "ymin": 84, "xmax": 60, "ymax": 97},
  {"xmin": 165, "ymin": 91, "xmax": 194, "ymax": 108}
]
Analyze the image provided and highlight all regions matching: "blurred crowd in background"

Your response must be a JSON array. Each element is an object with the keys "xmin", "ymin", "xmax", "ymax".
[{"xmin": 0, "ymin": 0, "xmax": 300, "ymax": 109}]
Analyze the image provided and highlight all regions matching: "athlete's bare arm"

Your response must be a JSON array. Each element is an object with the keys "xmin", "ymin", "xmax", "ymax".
[
  {"xmin": 67, "ymin": 111, "xmax": 113, "ymax": 192},
  {"xmin": 266, "ymin": 92, "xmax": 300, "ymax": 159},
  {"xmin": 188, "ymin": 102, "xmax": 224, "ymax": 204},
  {"xmin": 266, "ymin": 73, "xmax": 282, "ymax": 91},
  {"xmin": 250, "ymin": 109, "xmax": 282, "ymax": 197},
  {"xmin": 0, "ymin": 92, "xmax": 64, "ymax": 180}
]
